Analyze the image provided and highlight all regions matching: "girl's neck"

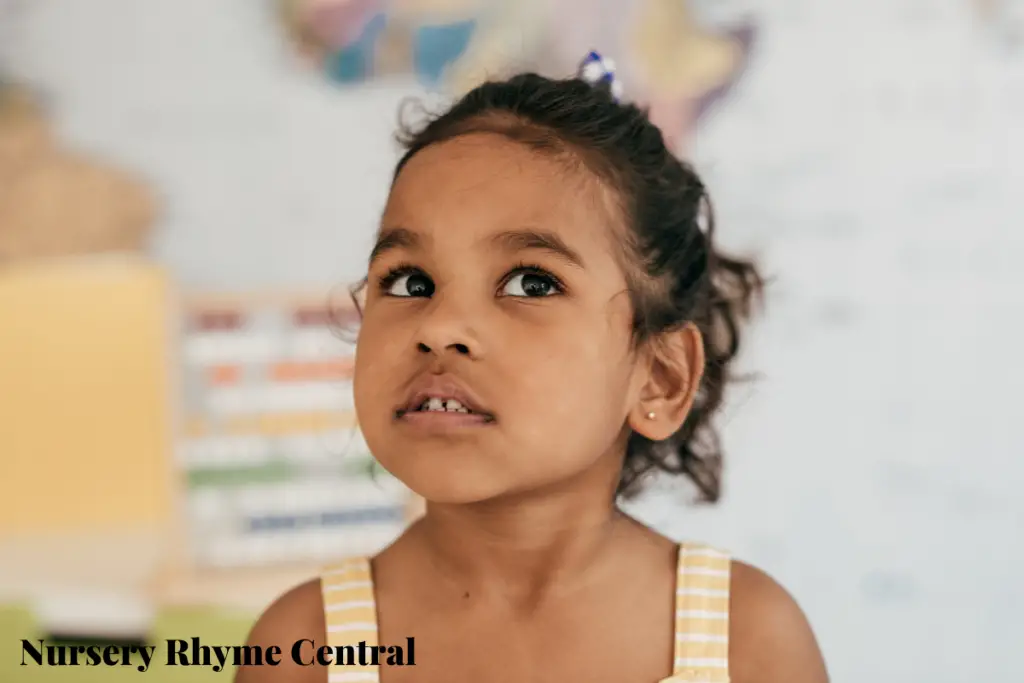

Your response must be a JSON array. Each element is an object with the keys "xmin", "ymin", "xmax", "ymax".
[{"xmin": 407, "ymin": 480, "xmax": 629, "ymax": 609}]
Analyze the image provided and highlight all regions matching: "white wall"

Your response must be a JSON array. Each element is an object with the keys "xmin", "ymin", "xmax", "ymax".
[
  {"xmin": 6, "ymin": 1, "xmax": 1024, "ymax": 681},
  {"xmin": 4, "ymin": 0, "xmax": 414, "ymax": 288}
]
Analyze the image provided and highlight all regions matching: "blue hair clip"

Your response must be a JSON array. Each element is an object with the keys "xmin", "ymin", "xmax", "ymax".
[{"xmin": 577, "ymin": 50, "xmax": 624, "ymax": 102}]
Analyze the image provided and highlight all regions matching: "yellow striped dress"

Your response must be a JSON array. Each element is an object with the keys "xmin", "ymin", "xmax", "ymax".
[{"xmin": 319, "ymin": 543, "xmax": 731, "ymax": 682}]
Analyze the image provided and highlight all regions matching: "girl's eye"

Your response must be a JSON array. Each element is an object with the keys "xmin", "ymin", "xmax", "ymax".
[
  {"xmin": 501, "ymin": 270, "xmax": 561, "ymax": 298},
  {"xmin": 382, "ymin": 270, "xmax": 434, "ymax": 297}
]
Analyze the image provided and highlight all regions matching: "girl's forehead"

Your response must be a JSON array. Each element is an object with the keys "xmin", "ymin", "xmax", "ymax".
[{"xmin": 385, "ymin": 134, "xmax": 618, "ymax": 242}]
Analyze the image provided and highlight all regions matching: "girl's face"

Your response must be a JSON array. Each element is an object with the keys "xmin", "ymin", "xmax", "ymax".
[{"xmin": 353, "ymin": 133, "xmax": 650, "ymax": 503}]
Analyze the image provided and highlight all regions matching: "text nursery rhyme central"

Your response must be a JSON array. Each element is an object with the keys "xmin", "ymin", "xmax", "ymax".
[{"xmin": 21, "ymin": 637, "xmax": 416, "ymax": 672}]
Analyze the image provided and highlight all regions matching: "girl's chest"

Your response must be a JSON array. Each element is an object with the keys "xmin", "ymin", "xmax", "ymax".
[{"xmin": 376, "ymin": 602, "xmax": 680, "ymax": 683}]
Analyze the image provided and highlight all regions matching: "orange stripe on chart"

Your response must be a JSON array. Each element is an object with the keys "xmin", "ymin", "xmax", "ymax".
[{"xmin": 207, "ymin": 364, "xmax": 242, "ymax": 385}]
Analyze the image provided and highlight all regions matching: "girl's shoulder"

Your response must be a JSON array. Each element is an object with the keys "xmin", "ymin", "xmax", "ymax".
[
  {"xmin": 235, "ymin": 576, "xmax": 325, "ymax": 683},
  {"xmin": 722, "ymin": 558, "xmax": 830, "ymax": 683},
  {"xmin": 235, "ymin": 556, "xmax": 371, "ymax": 683},
  {"xmin": 670, "ymin": 540, "xmax": 827, "ymax": 681}
]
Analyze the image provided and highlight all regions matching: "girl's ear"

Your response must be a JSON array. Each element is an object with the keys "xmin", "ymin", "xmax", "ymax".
[{"xmin": 628, "ymin": 323, "xmax": 705, "ymax": 441}]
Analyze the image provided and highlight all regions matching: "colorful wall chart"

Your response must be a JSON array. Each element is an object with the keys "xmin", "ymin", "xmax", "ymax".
[{"xmin": 178, "ymin": 292, "xmax": 413, "ymax": 570}]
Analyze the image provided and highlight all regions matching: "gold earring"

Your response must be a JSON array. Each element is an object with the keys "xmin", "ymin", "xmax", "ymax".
[{"xmin": 646, "ymin": 411, "xmax": 656, "ymax": 420}]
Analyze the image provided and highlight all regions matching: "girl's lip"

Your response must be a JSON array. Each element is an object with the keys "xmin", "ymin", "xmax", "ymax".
[
  {"xmin": 397, "ymin": 373, "xmax": 493, "ymax": 417},
  {"xmin": 396, "ymin": 410, "xmax": 495, "ymax": 428}
]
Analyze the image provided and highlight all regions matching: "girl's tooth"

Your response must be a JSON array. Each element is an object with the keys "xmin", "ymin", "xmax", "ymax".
[{"xmin": 416, "ymin": 397, "xmax": 474, "ymax": 413}]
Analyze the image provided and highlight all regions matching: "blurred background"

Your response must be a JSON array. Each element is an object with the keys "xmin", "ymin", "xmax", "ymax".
[{"xmin": 1, "ymin": 0, "xmax": 1022, "ymax": 681}]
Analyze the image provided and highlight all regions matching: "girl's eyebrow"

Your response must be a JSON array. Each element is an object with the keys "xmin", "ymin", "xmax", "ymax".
[
  {"xmin": 368, "ymin": 227, "xmax": 586, "ymax": 270},
  {"xmin": 369, "ymin": 226, "xmax": 420, "ymax": 265},
  {"xmin": 490, "ymin": 229, "xmax": 586, "ymax": 269}
]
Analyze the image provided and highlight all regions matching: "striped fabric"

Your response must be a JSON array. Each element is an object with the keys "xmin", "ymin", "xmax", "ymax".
[
  {"xmin": 319, "ymin": 543, "xmax": 731, "ymax": 682},
  {"xmin": 672, "ymin": 545, "xmax": 732, "ymax": 682},
  {"xmin": 320, "ymin": 559, "xmax": 380, "ymax": 683}
]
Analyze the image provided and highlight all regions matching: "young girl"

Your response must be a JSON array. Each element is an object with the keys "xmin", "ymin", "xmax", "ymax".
[{"xmin": 238, "ymin": 54, "xmax": 828, "ymax": 683}]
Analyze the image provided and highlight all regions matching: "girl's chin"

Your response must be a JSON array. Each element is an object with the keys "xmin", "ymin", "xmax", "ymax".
[
  {"xmin": 392, "ymin": 470, "xmax": 522, "ymax": 507},
  {"xmin": 406, "ymin": 482, "xmax": 511, "ymax": 507}
]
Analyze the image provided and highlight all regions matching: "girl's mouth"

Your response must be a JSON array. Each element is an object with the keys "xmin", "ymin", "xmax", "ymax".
[
  {"xmin": 395, "ymin": 397, "xmax": 495, "ymax": 424},
  {"xmin": 394, "ymin": 374, "xmax": 496, "ymax": 427}
]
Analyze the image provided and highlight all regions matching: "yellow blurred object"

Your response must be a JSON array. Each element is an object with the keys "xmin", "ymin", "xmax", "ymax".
[{"xmin": 0, "ymin": 256, "xmax": 176, "ymax": 534}]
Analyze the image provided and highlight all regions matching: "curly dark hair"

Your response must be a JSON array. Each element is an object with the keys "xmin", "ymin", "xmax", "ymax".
[{"xmin": 354, "ymin": 71, "xmax": 763, "ymax": 503}]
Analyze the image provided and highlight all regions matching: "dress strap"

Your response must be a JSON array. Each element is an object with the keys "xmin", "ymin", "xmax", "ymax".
[
  {"xmin": 320, "ymin": 556, "xmax": 381, "ymax": 683},
  {"xmin": 672, "ymin": 543, "xmax": 732, "ymax": 681}
]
